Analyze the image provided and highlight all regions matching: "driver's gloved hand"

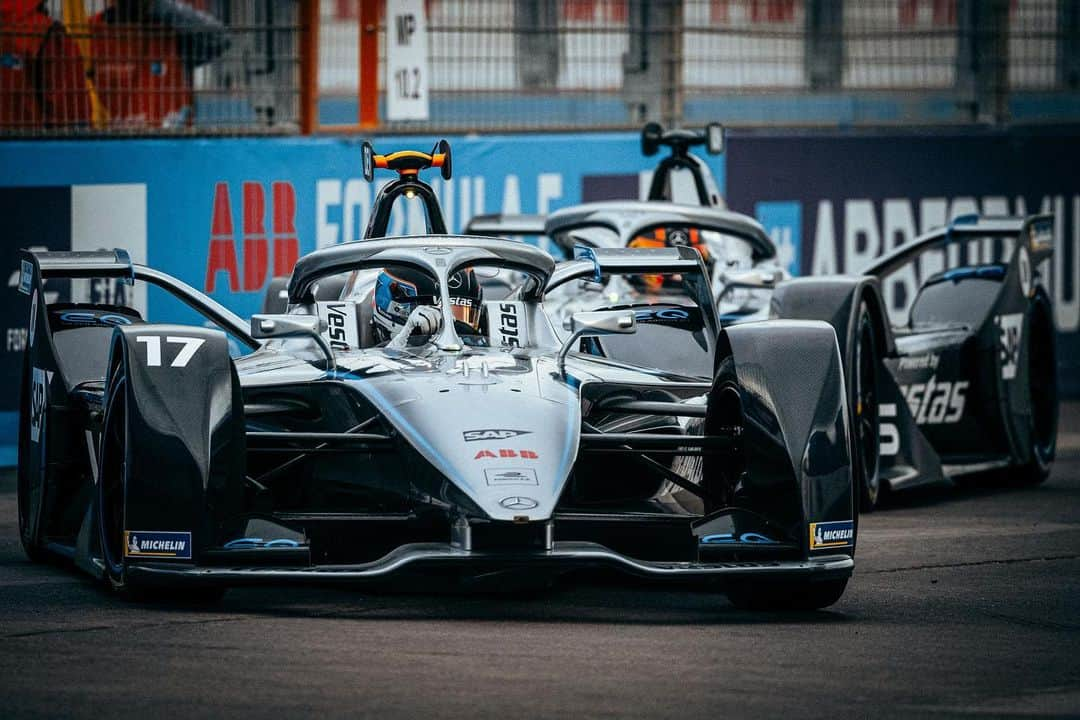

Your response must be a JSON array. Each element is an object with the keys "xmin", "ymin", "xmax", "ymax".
[{"xmin": 387, "ymin": 305, "xmax": 442, "ymax": 350}]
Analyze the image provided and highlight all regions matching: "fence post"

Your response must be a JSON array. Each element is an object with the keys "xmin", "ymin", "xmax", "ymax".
[
  {"xmin": 299, "ymin": 0, "xmax": 319, "ymax": 134},
  {"xmin": 359, "ymin": 0, "xmax": 381, "ymax": 129},
  {"xmin": 1060, "ymin": 0, "xmax": 1080, "ymax": 90},
  {"xmin": 622, "ymin": 0, "xmax": 681, "ymax": 125},
  {"xmin": 956, "ymin": 0, "xmax": 1010, "ymax": 123},
  {"xmin": 806, "ymin": 0, "xmax": 843, "ymax": 91},
  {"xmin": 515, "ymin": 1, "xmax": 559, "ymax": 89}
]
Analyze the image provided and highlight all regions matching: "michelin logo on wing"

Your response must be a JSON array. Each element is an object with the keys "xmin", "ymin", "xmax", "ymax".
[
  {"xmin": 124, "ymin": 531, "xmax": 192, "ymax": 559},
  {"xmin": 809, "ymin": 520, "xmax": 854, "ymax": 551}
]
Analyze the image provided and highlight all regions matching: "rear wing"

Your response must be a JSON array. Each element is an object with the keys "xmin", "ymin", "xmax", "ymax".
[
  {"xmin": 19, "ymin": 248, "xmax": 135, "ymax": 286},
  {"xmin": 463, "ymin": 213, "xmax": 547, "ymax": 237},
  {"xmin": 865, "ymin": 214, "xmax": 1054, "ymax": 279},
  {"xmin": 546, "ymin": 245, "xmax": 718, "ymax": 336},
  {"xmin": 19, "ymin": 248, "xmax": 257, "ymax": 348},
  {"xmin": 548, "ymin": 245, "xmax": 706, "ymax": 287}
]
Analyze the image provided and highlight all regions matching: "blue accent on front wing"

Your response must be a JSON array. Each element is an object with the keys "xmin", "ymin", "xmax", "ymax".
[
  {"xmin": 701, "ymin": 532, "xmax": 779, "ymax": 545},
  {"xmin": 223, "ymin": 537, "xmax": 301, "ymax": 549},
  {"xmin": 940, "ymin": 265, "xmax": 1007, "ymax": 283}
]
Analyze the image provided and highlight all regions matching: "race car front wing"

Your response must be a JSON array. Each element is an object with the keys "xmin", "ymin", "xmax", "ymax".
[{"xmin": 121, "ymin": 541, "xmax": 854, "ymax": 587}]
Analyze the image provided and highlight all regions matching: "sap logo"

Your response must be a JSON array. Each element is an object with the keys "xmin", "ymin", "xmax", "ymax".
[
  {"xmin": 57, "ymin": 311, "xmax": 132, "ymax": 327},
  {"xmin": 205, "ymin": 181, "xmax": 299, "ymax": 293},
  {"xmin": 996, "ymin": 313, "xmax": 1023, "ymax": 380},
  {"xmin": 474, "ymin": 449, "xmax": 539, "ymax": 460},
  {"xmin": 897, "ymin": 353, "xmax": 939, "ymax": 371},
  {"xmin": 900, "ymin": 376, "xmax": 968, "ymax": 425},
  {"xmin": 809, "ymin": 520, "xmax": 854, "ymax": 550},
  {"xmin": 124, "ymin": 531, "xmax": 192, "ymax": 559},
  {"xmin": 700, "ymin": 532, "xmax": 778, "ymax": 545},
  {"xmin": 464, "ymin": 429, "xmax": 531, "ymax": 442}
]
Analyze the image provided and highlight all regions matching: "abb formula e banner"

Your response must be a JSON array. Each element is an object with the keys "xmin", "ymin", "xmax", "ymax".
[{"xmin": 0, "ymin": 127, "xmax": 1077, "ymax": 459}]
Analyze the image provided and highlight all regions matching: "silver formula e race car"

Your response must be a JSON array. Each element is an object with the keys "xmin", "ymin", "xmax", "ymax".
[
  {"xmin": 16, "ymin": 145, "xmax": 856, "ymax": 609},
  {"xmin": 467, "ymin": 126, "xmax": 1060, "ymax": 511}
]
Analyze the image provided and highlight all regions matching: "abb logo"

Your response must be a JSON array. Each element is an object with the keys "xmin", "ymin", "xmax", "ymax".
[
  {"xmin": 206, "ymin": 181, "xmax": 299, "ymax": 293},
  {"xmin": 474, "ymin": 449, "xmax": 539, "ymax": 460}
]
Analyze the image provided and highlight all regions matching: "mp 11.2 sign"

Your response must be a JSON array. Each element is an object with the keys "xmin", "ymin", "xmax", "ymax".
[{"xmin": 386, "ymin": 0, "xmax": 429, "ymax": 121}]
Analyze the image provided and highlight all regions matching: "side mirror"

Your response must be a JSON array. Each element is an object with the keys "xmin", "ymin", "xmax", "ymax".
[
  {"xmin": 361, "ymin": 141, "xmax": 375, "ymax": 182},
  {"xmin": 705, "ymin": 123, "xmax": 725, "ymax": 155},
  {"xmin": 1027, "ymin": 216, "xmax": 1053, "ymax": 265},
  {"xmin": 251, "ymin": 314, "xmax": 335, "ymax": 369},
  {"xmin": 720, "ymin": 268, "xmax": 781, "ymax": 290},
  {"xmin": 252, "ymin": 313, "xmax": 321, "ymax": 339},
  {"xmin": 434, "ymin": 138, "xmax": 452, "ymax": 180},
  {"xmin": 641, "ymin": 121, "xmax": 663, "ymax": 157},
  {"xmin": 557, "ymin": 309, "xmax": 636, "ymax": 375}
]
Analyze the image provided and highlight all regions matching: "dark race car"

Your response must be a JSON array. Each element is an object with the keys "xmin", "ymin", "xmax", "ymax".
[{"xmin": 16, "ymin": 144, "xmax": 856, "ymax": 609}]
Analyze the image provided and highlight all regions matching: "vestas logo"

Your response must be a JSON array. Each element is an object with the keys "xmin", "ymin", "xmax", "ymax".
[{"xmin": 463, "ymin": 429, "xmax": 531, "ymax": 442}]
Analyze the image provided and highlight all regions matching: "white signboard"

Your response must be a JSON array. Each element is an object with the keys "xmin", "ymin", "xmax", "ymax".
[{"xmin": 385, "ymin": 0, "xmax": 430, "ymax": 121}]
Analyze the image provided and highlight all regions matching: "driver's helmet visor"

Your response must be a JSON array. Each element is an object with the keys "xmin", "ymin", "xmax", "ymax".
[
  {"xmin": 628, "ymin": 227, "xmax": 710, "ymax": 260},
  {"xmin": 450, "ymin": 297, "xmax": 482, "ymax": 331},
  {"xmin": 628, "ymin": 227, "xmax": 709, "ymax": 291}
]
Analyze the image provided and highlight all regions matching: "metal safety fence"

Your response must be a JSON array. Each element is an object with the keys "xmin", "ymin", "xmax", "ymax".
[
  {"xmin": 1, "ymin": 0, "xmax": 1075, "ymax": 136},
  {"xmin": 0, "ymin": 0, "xmax": 302, "ymax": 135}
]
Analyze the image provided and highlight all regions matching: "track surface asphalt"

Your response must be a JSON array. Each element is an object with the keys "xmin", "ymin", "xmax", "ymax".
[{"xmin": 2, "ymin": 413, "xmax": 1079, "ymax": 718}]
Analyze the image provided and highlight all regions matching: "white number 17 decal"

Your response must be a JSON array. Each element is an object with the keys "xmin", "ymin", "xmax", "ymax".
[{"xmin": 135, "ymin": 335, "xmax": 205, "ymax": 368}]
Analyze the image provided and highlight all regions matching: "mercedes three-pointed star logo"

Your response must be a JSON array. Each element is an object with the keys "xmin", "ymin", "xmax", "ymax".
[{"xmin": 499, "ymin": 496, "xmax": 538, "ymax": 511}]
